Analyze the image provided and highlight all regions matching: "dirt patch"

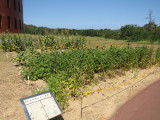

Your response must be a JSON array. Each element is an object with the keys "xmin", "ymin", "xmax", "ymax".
[
  {"xmin": 0, "ymin": 51, "xmax": 160, "ymax": 120},
  {"xmin": 62, "ymin": 66, "xmax": 160, "ymax": 120},
  {"xmin": 0, "ymin": 52, "xmax": 46, "ymax": 120}
]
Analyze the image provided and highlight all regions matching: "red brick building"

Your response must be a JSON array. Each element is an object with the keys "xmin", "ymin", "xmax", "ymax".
[{"xmin": 0, "ymin": 0, "xmax": 23, "ymax": 33}]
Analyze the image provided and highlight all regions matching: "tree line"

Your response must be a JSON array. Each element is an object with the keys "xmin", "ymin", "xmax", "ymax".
[{"xmin": 24, "ymin": 22, "xmax": 160, "ymax": 43}]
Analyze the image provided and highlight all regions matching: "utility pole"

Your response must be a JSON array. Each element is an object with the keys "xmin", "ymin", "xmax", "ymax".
[
  {"xmin": 147, "ymin": 9, "xmax": 154, "ymax": 23},
  {"xmin": 145, "ymin": 9, "xmax": 155, "ymax": 29}
]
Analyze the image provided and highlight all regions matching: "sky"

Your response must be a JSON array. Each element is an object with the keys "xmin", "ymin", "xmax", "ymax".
[{"xmin": 23, "ymin": 0, "xmax": 160, "ymax": 30}]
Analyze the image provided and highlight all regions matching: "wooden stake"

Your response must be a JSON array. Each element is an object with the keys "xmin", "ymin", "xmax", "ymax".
[{"xmin": 81, "ymin": 95, "xmax": 83, "ymax": 118}]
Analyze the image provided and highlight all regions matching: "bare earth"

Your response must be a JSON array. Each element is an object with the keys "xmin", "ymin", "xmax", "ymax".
[
  {"xmin": 0, "ymin": 52, "xmax": 46, "ymax": 120},
  {"xmin": 0, "ymin": 51, "xmax": 160, "ymax": 120},
  {"xmin": 63, "ymin": 66, "xmax": 160, "ymax": 120}
]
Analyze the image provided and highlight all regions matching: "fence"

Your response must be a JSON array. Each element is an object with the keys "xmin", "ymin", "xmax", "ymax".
[{"xmin": 80, "ymin": 63, "xmax": 159, "ymax": 118}]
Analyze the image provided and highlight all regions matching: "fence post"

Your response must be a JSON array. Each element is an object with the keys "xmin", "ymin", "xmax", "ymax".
[{"xmin": 80, "ymin": 95, "xmax": 83, "ymax": 118}]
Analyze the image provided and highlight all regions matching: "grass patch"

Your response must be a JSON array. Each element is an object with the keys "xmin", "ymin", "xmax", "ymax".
[
  {"xmin": 133, "ymin": 40, "xmax": 160, "ymax": 45},
  {"xmin": 86, "ymin": 37, "xmax": 128, "ymax": 48}
]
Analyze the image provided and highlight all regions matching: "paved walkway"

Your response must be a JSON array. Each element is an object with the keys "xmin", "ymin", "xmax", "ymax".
[{"xmin": 109, "ymin": 80, "xmax": 160, "ymax": 120}]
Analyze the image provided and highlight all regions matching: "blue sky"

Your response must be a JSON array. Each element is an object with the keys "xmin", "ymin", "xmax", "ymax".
[{"xmin": 23, "ymin": 0, "xmax": 160, "ymax": 29}]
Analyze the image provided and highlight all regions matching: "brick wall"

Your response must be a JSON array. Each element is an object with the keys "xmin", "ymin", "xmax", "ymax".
[{"xmin": 0, "ymin": 0, "xmax": 23, "ymax": 33}]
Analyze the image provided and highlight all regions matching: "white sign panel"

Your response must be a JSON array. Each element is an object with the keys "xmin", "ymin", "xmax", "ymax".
[{"xmin": 20, "ymin": 91, "xmax": 63, "ymax": 120}]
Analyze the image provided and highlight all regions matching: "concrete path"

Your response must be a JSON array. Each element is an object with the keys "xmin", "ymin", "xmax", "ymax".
[{"xmin": 109, "ymin": 80, "xmax": 160, "ymax": 120}]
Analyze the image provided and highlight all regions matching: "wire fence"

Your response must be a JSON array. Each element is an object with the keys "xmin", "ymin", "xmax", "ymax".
[{"xmin": 80, "ymin": 63, "xmax": 159, "ymax": 118}]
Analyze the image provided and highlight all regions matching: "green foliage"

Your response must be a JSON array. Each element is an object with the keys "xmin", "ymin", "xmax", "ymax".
[
  {"xmin": 120, "ymin": 25, "xmax": 145, "ymax": 41},
  {"xmin": 42, "ymin": 36, "xmax": 56, "ymax": 47},
  {"xmin": 104, "ymin": 30, "xmax": 120, "ymax": 40},
  {"xmin": 156, "ymin": 48, "xmax": 160, "ymax": 62},
  {"xmin": 24, "ymin": 24, "xmax": 160, "ymax": 44},
  {"xmin": 0, "ymin": 34, "xmax": 34, "ymax": 52},
  {"xmin": 0, "ymin": 34, "xmax": 86, "ymax": 52},
  {"xmin": 120, "ymin": 24, "xmax": 160, "ymax": 43},
  {"xmin": 15, "ymin": 46, "xmax": 157, "ymax": 108},
  {"xmin": 14, "ymin": 47, "xmax": 35, "ymax": 65}
]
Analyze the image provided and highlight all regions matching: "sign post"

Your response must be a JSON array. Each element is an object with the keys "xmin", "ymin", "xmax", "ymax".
[{"xmin": 20, "ymin": 91, "xmax": 63, "ymax": 120}]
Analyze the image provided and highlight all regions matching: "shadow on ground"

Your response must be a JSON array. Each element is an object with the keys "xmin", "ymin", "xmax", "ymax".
[{"xmin": 50, "ymin": 115, "xmax": 64, "ymax": 120}]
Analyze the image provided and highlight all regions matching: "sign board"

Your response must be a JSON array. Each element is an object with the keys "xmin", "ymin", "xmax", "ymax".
[{"xmin": 20, "ymin": 91, "xmax": 63, "ymax": 120}]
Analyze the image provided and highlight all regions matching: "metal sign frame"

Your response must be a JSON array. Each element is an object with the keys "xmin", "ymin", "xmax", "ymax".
[{"xmin": 20, "ymin": 91, "xmax": 63, "ymax": 120}]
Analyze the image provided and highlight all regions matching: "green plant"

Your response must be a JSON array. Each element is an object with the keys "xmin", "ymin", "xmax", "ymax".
[
  {"xmin": 0, "ymin": 34, "xmax": 34, "ymax": 52},
  {"xmin": 15, "ymin": 46, "xmax": 157, "ymax": 108},
  {"xmin": 156, "ymin": 48, "xmax": 160, "ymax": 62}
]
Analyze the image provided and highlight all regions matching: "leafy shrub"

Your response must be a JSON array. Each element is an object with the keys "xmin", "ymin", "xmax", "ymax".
[
  {"xmin": 0, "ymin": 34, "xmax": 34, "ymax": 52},
  {"xmin": 0, "ymin": 34, "xmax": 86, "ymax": 52},
  {"xmin": 156, "ymin": 48, "xmax": 160, "ymax": 62},
  {"xmin": 15, "ymin": 46, "xmax": 157, "ymax": 108}
]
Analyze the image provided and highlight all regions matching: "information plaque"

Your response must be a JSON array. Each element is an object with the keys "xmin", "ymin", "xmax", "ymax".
[{"xmin": 20, "ymin": 91, "xmax": 63, "ymax": 120}]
